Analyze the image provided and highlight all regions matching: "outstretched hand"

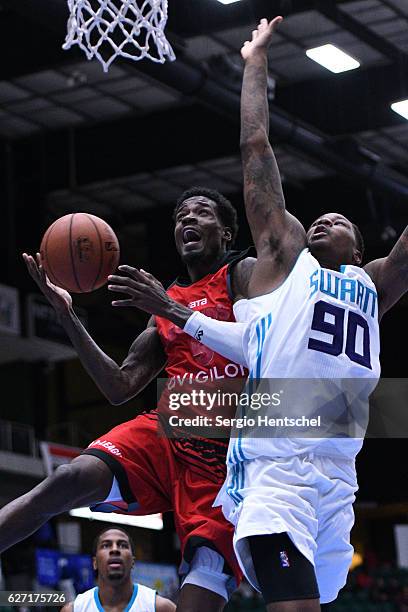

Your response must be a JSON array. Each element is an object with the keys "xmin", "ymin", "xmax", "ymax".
[
  {"xmin": 108, "ymin": 266, "xmax": 172, "ymax": 317},
  {"xmin": 241, "ymin": 16, "xmax": 283, "ymax": 61},
  {"xmin": 22, "ymin": 252, "xmax": 72, "ymax": 312}
]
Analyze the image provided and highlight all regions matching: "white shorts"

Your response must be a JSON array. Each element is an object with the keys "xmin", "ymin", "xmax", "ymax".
[{"xmin": 214, "ymin": 453, "xmax": 358, "ymax": 604}]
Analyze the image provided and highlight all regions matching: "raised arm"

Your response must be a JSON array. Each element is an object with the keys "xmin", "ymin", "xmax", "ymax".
[
  {"xmin": 240, "ymin": 19, "xmax": 306, "ymax": 295},
  {"xmin": 240, "ymin": 17, "xmax": 285, "ymax": 245},
  {"xmin": 364, "ymin": 225, "xmax": 408, "ymax": 319},
  {"xmin": 23, "ymin": 253, "xmax": 166, "ymax": 405}
]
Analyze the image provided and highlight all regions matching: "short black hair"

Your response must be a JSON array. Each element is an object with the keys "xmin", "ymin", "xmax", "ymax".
[
  {"xmin": 173, "ymin": 186, "xmax": 238, "ymax": 249},
  {"xmin": 352, "ymin": 223, "xmax": 365, "ymax": 260},
  {"xmin": 92, "ymin": 526, "xmax": 135, "ymax": 557}
]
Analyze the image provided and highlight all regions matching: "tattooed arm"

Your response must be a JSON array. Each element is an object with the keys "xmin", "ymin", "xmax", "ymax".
[
  {"xmin": 364, "ymin": 226, "xmax": 408, "ymax": 319},
  {"xmin": 22, "ymin": 253, "xmax": 166, "ymax": 405},
  {"xmin": 240, "ymin": 17, "xmax": 284, "ymax": 241},
  {"xmin": 240, "ymin": 18, "xmax": 306, "ymax": 296}
]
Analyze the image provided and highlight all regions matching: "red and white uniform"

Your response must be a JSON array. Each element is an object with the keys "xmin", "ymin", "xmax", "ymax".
[
  {"xmin": 156, "ymin": 260, "xmax": 247, "ymax": 480},
  {"xmin": 83, "ymin": 250, "xmax": 250, "ymax": 590}
]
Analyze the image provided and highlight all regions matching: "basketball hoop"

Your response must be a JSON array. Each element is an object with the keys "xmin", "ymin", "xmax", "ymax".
[{"xmin": 63, "ymin": 0, "xmax": 176, "ymax": 73}]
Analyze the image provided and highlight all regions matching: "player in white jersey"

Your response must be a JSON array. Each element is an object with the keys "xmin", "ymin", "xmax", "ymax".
[
  {"xmin": 103, "ymin": 17, "xmax": 408, "ymax": 612},
  {"xmin": 61, "ymin": 527, "xmax": 175, "ymax": 612}
]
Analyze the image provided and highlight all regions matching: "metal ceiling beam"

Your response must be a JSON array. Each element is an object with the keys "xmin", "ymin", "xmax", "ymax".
[
  {"xmin": 277, "ymin": 61, "xmax": 407, "ymax": 135},
  {"xmin": 130, "ymin": 53, "xmax": 408, "ymax": 202},
  {"xmin": 315, "ymin": 0, "xmax": 408, "ymax": 68},
  {"xmin": 2, "ymin": 0, "xmax": 408, "ymax": 201}
]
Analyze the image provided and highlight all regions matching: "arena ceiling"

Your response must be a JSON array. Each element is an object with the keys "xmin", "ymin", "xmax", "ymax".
[{"xmin": 0, "ymin": 0, "xmax": 407, "ymax": 214}]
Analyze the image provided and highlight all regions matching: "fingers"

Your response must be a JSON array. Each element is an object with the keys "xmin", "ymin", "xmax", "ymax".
[
  {"xmin": 23, "ymin": 252, "xmax": 55, "ymax": 293},
  {"xmin": 270, "ymin": 15, "xmax": 283, "ymax": 30},
  {"xmin": 22, "ymin": 252, "xmax": 35, "ymax": 267},
  {"xmin": 257, "ymin": 16, "xmax": 283, "ymax": 32},
  {"xmin": 108, "ymin": 274, "xmax": 141, "ymax": 288},
  {"xmin": 117, "ymin": 265, "xmax": 144, "ymax": 281},
  {"xmin": 22, "ymin": 252, "xmax": 39, "ymax": 279},
  {"xmin": 140, "ymin": 268, "xmax": 153, "ymax": 279},
  {"xmin": 112, "ymin": 299, "xmax": 134, "ymax": 307},
  {"xmin": 112, "ymin": 266, "xmax": 163, "ymax": 289},
  {"xmin": 244, "ymin": 16, "xmax": 283, "ymax": 52},
  {"xmin": 114, "ymin": 266, "xmax": 152, "ymax": 286},
  {"xmin": 36, "ymin": 252, "xmax": 47, "ymax": 281},
  {"xmin": 22, "ymin": 252, "xmax": 32, "ymax": 268},
  {"xmin": 140, "ymin": 269, "xmax": 164, "ymax": 288},
  {"xmin": 107, "ymin": 283, "xmax": 142, "ymax": 296}
]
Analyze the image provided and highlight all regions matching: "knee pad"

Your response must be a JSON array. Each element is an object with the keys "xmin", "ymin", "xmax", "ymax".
[
  {"xmin": 248, "ymin": 533, "xmax": 320, "ymax": 604},
  {"xmin": 181, "ymin": 546, "xmax": 235, "ymax": 601}
]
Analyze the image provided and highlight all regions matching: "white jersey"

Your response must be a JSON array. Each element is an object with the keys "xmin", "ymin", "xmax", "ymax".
[
  {"xmin": 73, "ymin": 583, "xmax": 156, "ymax": 612},
  {"xmin": 228, "ymin": 248, "xmax": 380, "ymax": 463}
]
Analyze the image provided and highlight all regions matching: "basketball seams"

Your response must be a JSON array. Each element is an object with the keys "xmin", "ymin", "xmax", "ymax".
[
  {"xmin": 69, "ymin": 213, "xmax": 83, "ymax": 292},
  {"xmin": 41, "ymin": 213, "xmax": 119, "ymax": 294},
  {"xmin": 86, "ymin": 213, "xmax": 104, "ymax": 291}
]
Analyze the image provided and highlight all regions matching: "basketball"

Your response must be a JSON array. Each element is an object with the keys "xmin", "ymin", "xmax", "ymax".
[{"xmin": 40, "ymin": 213, "xmax": 120, "ymax": 293}]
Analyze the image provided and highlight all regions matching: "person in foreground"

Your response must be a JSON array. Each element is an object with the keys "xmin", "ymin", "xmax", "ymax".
[
  {"xmin": 105, "ymin": 17, "xmax": 408, "ymax": 612},
  {"xmin": 61, "ymin": 527, "xmax": 175, "ymax": 612},
  {"xmin": 0, "ymin": 186, "xmax": 256, "ymax": 612}
]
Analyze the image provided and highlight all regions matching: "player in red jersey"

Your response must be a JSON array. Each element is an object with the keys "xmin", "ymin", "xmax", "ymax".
[{"xmin": 1, "ymin": 187, "xmax": 255, "ymax": 612}]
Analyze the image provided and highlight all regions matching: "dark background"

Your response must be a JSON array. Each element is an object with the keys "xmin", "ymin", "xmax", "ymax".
[{"xmin": 0, "ymin": 0, "xmax": 407, "ymax": 574}]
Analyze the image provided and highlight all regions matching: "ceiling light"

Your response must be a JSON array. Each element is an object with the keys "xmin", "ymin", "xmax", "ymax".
[
  {"xmin": 70, "ymin": 507, "xmax": 163, "ymax": 530},
  {"xmin": 216, "ymin": 0, "xmax": 241, "ymax": 4},
  {"xmin": 391, "ymin": 99, "xmax": 408, "ymax": 120},
  {"xmin": 306, "ymin": 44, "xmax": 360, "ymax": 73}
]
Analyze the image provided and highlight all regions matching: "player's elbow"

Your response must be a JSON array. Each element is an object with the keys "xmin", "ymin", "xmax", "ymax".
[
  {"xmin": 106, "ymin": 375, "xmax": 134, "ymax": 405},
  {"xmin": 108, "ymin": 393, "xmax": 127, "ymax": 406},
  {"xmin": 105, "ymin": 370, "xmax": 143, "ymax": 406},
  {"xmin": 108, "ymin": 387, "xmax": 134, "ymax": 405}
]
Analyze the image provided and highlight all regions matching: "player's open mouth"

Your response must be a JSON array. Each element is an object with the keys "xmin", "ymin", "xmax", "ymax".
[
  {"xmin": 108, "ymin": 560, "xmax": 123, "ymax": 567},
  {"xmin": 182, "ymin": 227, "xmax": 201, "ymax": 244},
  {"xmin": 312, "ymin": 226, "xmax": 329, "ymax": 238}
]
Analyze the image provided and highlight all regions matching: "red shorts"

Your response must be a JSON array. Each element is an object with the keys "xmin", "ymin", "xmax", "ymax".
[{"xmin": 83, "ymin": 412, "xmax": 241, "ymax": 585}]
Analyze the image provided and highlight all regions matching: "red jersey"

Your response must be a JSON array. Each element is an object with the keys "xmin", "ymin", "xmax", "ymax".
[
  {"xmin": 156, "ymin": 256, "xmax": 248, "ymax": 387},
  {"xmin": 154, "ymin": 249, "xmax": 250, "ymax": 479}
]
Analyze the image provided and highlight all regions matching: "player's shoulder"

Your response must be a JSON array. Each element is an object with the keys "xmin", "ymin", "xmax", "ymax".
[
  {"xmin": 231, "ymin": 256, "xmax": 257, "ymax": 283},
  {"xmin": 60, "ymin": 601, "xmax": 74, "ymax": 612}
]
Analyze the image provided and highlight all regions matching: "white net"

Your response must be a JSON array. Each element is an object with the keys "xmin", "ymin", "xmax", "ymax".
[{"xmin": 63, "ymin": 0, "xmax": 176, "ymax": 72}]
